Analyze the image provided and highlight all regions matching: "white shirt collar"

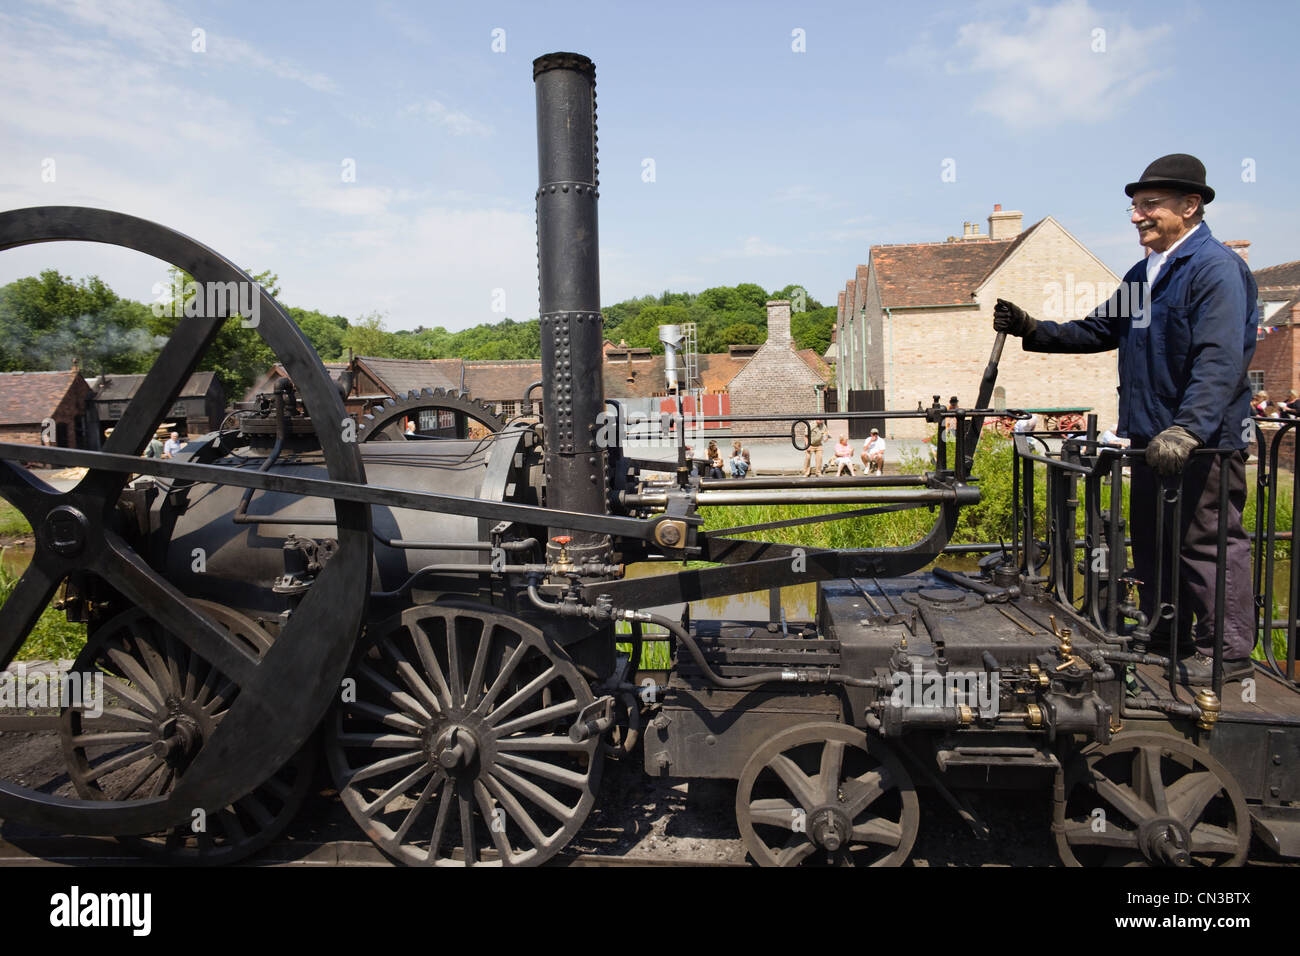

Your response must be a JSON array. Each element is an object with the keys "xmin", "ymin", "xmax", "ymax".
[{"xmin": 1146, "ymin": 222, "xmax": 1201, "ymax": 286}]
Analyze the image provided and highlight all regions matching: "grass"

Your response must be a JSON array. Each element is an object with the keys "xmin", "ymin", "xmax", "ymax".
[
  {"xmin": 0, "ymin": 548, "xmax": 87, "ymax": 662},
  {"xmin": 0, "ymin": 499, "xmax": 30, "ymax": 539}
]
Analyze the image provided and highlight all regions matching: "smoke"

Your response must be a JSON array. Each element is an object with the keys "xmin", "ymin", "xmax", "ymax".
[{"xmin": 22, "ymin": 313, "xmax": 169, "ymax": 374}]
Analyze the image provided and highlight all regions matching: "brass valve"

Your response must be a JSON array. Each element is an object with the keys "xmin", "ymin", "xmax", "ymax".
[{"xmin": 1195, "ymin": 688, "xmax": 1221, "ymax": 732}]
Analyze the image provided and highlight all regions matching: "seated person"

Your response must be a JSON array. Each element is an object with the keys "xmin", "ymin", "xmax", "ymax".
[
  {"xmin": 705, "ymin": 440, "xmax": 725, "ymax": 479},
  {"xmin": 728, "ymin": 440, "xmax": 751, "ymax": 478},
  {"xmin": 860, "ymin": 428, "xmax": 886, "ymax": 475},
  {"xmin": 832, "ymin": 435, "xmax": 855, "ymax": 476}
]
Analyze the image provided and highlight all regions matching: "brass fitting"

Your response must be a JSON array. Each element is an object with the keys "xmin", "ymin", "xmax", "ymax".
[
  {"xmin": 1024, "ymin": 703, "xmax": 1044, "ymax": 729},
  {"xmin": 1195, "ymin": 688, "xmax": 1221, "ymax": 732},
  {"xmin": 957, "ymin": 704, "xmax": 973, "ymax": 726}
]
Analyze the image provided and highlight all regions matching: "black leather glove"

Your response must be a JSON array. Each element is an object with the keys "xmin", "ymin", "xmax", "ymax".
[
  {"xmin": 994, "ymin": 298, "xmax": 1037, "ymax": 337},
  {"xmin": 1145, "ymin": 425, "xmax": 1201, "ymax": 477}
]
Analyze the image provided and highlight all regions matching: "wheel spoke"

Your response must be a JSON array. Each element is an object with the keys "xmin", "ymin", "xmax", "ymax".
[
  {"xmin": 101, "ymin": 533, "xmax": 258, "ymax": 687},
  {"xmin": 357, "ymin": 660, "xmax": 432, "ymax": 722},
  {"xmin": 474, "ymin": 640, "xmax": 529, "ymax": 716},
  {"xmin": 0, "ymin": 558, "xmax": 61, "ymax": 667},
  {"xmin": 85, "ymin": 744, "xmax": 157, "ymax": 783},
  {"xmin": 336, "ymin": 731, "xmax": 424, "ymax": 752},
  {"xmin": 483, "ymin": 665, "xmax": 558, "ymax": 728},
  {"xmin": 1134, "ymin": 746, "xmax": 1169, "ymax": 815},
  {"xmin": 412, "ymin": 627, "xmax": 454, "ymax": 709},
  {"xmin": 105, "ymin": 646, "xmax": 165, "ymax": 710},
  {"xmin": 491, "ymin": 698, "xmax": 579, "ymax": 737},
  {"xmin": 465, "ymin": 625, "xmax": 493, "ymax": 709},
  {"xmin": 68, "ymin": 731, "xmax": 155, "ymax": 748},
  {"xmin": 1060, "ymin": 816, "xmax": 1140, "ymax": 849},
  {"xmin": 1092, "ymin": 775, "xmax": 1155, "ymax": 824},
  {"xmin": 345, "ymin": 700, "xmax": 425, "ymax": 735},
  {"xmin": 842, "ymin": 767, "xmax": 891, "ymax": 817},
  {"xmin": 474, "ymin": 781, "xmax": 513, "ymax": 862},
  {"xmin": 459, "ymin": 792, "xmax": 478, "ymax": 865},
  {"xmin": 393, "ymin": 770, "xmax": 445, "ymax": 845},
  {"xmin": 114, "ymin": 752, "xmax": 168, "ymax": 799},
  {"xmin": 819, "ymin": 740, "xmax": 845, "ymax": 802},
  {"xmin": 747, "ymin": 797, "xmax": 800, "ymax": 830},
  {"xmin": 342, "ymin": 748, "xmax": 428, "ymax": 788},
  {"xmin": 446, "ymin": 620, "xmax": 464, "ymax": 707},
  {"xmin": 849, "ymin": 815, "xmax": 903, "ymax": 847},
  {"xmin": 1188, "ymin": 823, "xmax": 1242, "ymax": 856},
  {"xmin": 359, "ymin": 763, "xmax": 434, "ymax": 819},
  {"xmin": 1166, "ymin": 771, "xmax": 1224, "ymax": 829},
  {"xmin": 494, "ymin": 734, "xmax": 589, "ymax": 754},
  {"xmin": 425, "ymin": 784, "xmax": 455, "ymax": 863},
  {"xmin": 494, "ymin": 751, "xmax": 589, "ymax": 790},
  {"xmin": 767, "ymin": 753, "xmax": 820, "ymax": 812},
  {"xmin": 239, "ymin": 792, "xmax": 275, "ymax": 830},
  {"xmin": 489, "ymin": 763, "xmax": 575, "ymax": 824},
  {"xmin": 484, "ymin": 773, "xmax": 549, "ymax": 850},
  {"xmin": 0, "ymin": 458, "xmax": 58, "ymax": 517},
  {"xmin": 775, "ymin": 835, "xmax": 818, "ymax": 866}
]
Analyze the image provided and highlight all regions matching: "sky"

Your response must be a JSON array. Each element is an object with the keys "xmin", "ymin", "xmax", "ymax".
[{"xmin": 1, "ymin": 0, "xmax": 1296, "ymax": 332}]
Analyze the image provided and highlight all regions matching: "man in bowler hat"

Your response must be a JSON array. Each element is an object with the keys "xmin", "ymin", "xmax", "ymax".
[{"xmin": 993, "ymin": 154, "xmax": 1258, "ymax": 685}]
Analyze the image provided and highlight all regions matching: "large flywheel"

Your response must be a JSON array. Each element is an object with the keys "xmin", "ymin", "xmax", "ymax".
[
  {"xmin": 0, "ymin": 206, "xmax": 372, "ymax": 836},
  {"xmin": 325, "ymin": 603, "xmax": 602, "ymax": 866}
]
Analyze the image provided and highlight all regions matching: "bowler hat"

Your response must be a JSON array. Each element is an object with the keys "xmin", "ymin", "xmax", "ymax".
[{"xmin": 1125, "ymin": 153, "xmax": 1214, "ymax": 204}]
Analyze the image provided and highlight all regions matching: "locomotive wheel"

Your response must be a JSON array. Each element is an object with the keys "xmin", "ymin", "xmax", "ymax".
[
  {"xmin": 326, "ymin": 604, "xmax": 602, "ymax": 866},
  {"xmin": 356, "ymin": 388, "xmax": 506, "ymax": 441},
  {"xmin": 0, "ymin": 206, "xmax": 371, "ymax": 835},
  {"xmin": 60, "ymin": 603, "xmax": 315, "ymax": 865},
  {"xmin": 736, "ymin": 722, "xmax": 919, "ymax": 867},
  {"xmin": 1054, "ymin": 732, "xmax": 1250, "ymax": 867}
]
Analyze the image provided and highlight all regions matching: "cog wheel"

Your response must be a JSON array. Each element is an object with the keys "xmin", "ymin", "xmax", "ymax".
[{"xmin": 356, "ymin": 388, "xmax": 507, "ymax": 442}]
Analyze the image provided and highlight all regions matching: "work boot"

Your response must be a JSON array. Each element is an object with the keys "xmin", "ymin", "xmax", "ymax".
[{"xmin": 1176, "ymin": 652, "xmax": 1253, "ymax": 686}]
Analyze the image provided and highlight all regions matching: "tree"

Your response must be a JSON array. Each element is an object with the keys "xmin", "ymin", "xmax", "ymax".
[{"xmin": 341, "ymin": 311, "xmax": 392, "ymax": 358}]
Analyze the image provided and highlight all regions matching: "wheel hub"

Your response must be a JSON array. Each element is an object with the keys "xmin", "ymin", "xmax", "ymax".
[
  {"xmin": 41, "ymin": 505, "xmax": 89, "ymax": 557},
  {"xmin": 432, "ymin": 724, "xmax": 480, "ymax": 772},
  {"xmin": 810, "ymin": 805, "xmax": 851, "ymax": 852},
  {"xmin": 1138, "ymin": 816, "xmax": 1192, "ymax": 866}
]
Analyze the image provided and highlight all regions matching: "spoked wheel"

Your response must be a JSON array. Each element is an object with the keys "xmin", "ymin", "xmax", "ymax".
[
  {"xmin": 0, "ymin": 206, "xmax": 371, "ymax": 836},
  {"xmin": 61, "ymin": 602, "xmax": 314, "ymax": 864},
  {"xmin": 736, "ymin": 722, "xmax": 919, "ymax": 866},
  {"xmin": 1054, "ymin": 732, "xmax": 1250, "ymax": 866},
  {"xmin": 326, "ymin": 604, "xmax": 602, "ymax": 866}
]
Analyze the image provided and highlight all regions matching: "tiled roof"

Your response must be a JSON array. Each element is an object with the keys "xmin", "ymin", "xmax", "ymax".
[
  {"xmin": 463, "ymin": 360, "xmax": 543, "ymax": 403},
  {"xmin": 0, "ymin": 370, "xmax": 85, "ymax": 425},
  {"xmin": 869, "ymin": 222, "xmax": 1041, "ymax": 309},
  {"xmin": 355, "ymin": 357, "xmax": 462, "ymax": 395},
  {"xmin": 93, "ymin": 371, "xmax": 219, "ymax": 402},
  {"xmin": 602, "ymin": 352, "xmax": 751, "ymax": 399},
  {"xmin": 797, "ymin": 349, "xmax": 833, "ymax": 382},
  {"xmin": 1254, "ymin": 259, "xmax": 1300, "ymax": 291}
]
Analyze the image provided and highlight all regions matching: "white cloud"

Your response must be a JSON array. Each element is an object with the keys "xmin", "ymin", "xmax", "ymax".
[
  {"xmin": 920, "ymin": 0, "xmax": 1171, "ymax": 128},
  {"xmin": 403, "ymin": 100, "xmax": 493, "ymax": 137}
]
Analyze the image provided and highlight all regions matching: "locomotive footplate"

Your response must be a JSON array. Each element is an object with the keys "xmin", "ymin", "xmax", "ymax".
[
  {"xmin": 819, "ymin": 574, "xmax": 1113, "ymax": 745},
  {"xmin": 646, "ymin": 620, "xmax": 845, "ymax": 779}
]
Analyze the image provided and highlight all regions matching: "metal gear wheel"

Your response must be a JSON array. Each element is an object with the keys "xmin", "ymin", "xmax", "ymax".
[{"xmin": 356, "ymin": 388, "xmax": 507, "ymax": 442}]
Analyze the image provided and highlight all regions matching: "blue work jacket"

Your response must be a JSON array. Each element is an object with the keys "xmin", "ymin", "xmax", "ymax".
[{"xmin": 1023, "ymin": 223, "xmax": 1258, "ymax": 448}]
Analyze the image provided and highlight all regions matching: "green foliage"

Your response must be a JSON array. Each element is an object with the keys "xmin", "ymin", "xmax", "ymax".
[
  {"xmin": 289, "ymin": 307, "xmax": 350, "ymax": 362},
  {"xmin": 0, "ymin": 550, "xmax": 86, "ymax": 661},
  {"xmin": 791, "ymin": 305, "xmax": 835, "ymax": 355},
  {"xmin": 0, "ymin": 500, "xmax": 30, "ymax": 538},
  {"xmin": 0, "ymin": 270, "xmax": 159, "ymax": 375}
]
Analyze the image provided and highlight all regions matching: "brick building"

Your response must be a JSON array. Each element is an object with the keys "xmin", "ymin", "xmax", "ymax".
[
  {"xmin": 727, "ymin": 300, "xmax": 830, "ymax": 435},
  {"xmin": 1251, "ymin": 253, "xmax": 1299, "ymax": 402},
  {"xmin": 0, "ymin": 369, "xmax": 94, "ymax": 449},
  {"xmin": 835, "ymin": 205, "xmax": 1121, "ymax": 439}
]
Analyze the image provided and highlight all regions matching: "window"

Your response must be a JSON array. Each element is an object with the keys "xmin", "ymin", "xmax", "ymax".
[{"xmin": 1248, "ymin": 370, "xmax": 1265, "ymax": 394}]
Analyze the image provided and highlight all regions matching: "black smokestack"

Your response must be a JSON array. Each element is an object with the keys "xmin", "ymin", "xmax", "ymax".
[{"xmin": 534, "ymin": 52, "xmax": 610, "ymax": 562}]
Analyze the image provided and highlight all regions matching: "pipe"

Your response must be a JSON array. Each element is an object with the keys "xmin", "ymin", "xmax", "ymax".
[{"xmin": 534, "ymin": 52, "xmax": 610, "ymax": 565}]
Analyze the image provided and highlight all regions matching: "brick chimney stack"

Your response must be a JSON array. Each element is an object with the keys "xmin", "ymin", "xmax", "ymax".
[
  {"xmin": 1224, "ymin": 239, "xmax": 1250, "ymax": 264},
  {"xmin": 765, "ymin": 300, "xmax": 793, "ymax": 349},
  {"xmin": 988, "ymin": 203, "xmax": 1023, "ymax": 240}
]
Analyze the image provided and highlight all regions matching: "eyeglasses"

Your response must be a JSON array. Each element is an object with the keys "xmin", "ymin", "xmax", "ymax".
[{"xmin": 1126, "ymin": 197, "xmax": 1175, "ymax": 215}]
